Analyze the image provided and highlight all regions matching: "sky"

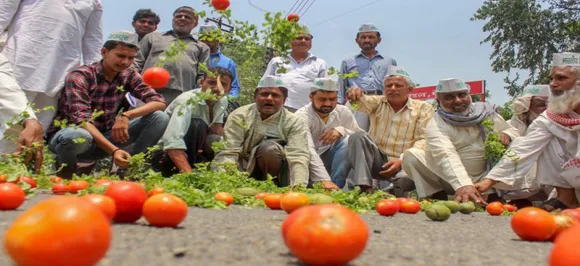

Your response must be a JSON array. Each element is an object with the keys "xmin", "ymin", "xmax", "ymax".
[{"xmin": 102, "ymin": 0, "xmax": 514, "ymax": 105}]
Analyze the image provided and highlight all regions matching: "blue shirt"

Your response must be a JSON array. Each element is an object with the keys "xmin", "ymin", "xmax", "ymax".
[
  {"xmin": 208, "ymin": 49, "xmax": 240, "ymax": 97},
  {"xmin": 337, "ymin": 51, "xmax": 397, "ymax": 104}
]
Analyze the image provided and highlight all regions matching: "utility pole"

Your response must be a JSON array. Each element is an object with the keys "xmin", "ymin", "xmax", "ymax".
[{"xmin": 204, "ymin": 17, "xmax": 233, "ymax": 33}]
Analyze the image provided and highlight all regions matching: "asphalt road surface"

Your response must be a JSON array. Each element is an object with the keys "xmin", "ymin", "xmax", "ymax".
[{"xmin": 0, "ymin": 194, "xmax": 553, "ymax": 266}]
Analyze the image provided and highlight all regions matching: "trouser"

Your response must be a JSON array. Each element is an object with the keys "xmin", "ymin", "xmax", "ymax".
[
  {"xmin": 535, "ymin": 138, "xmax": 580, "ymax": 201},
  {"xmin": 151, "ymin": 118, "xmax": 221, "ymax": 176},
  {"xmin": 48, "ymin": 111, "xmax": 169, "ymax": 176},
  {"xmin": 250, "ymin": 140, "xmax": 289, "ymax": 187},
  {"xmin": 402, "ymin": 148, "xmax": 459, "ymax": 198},
  {"xmin": 353, "ymin": 111, "xmax": 370, "ymax": 132},
  {"xmin": 319, "ymin": 137, "xmax": 350, "ymax": 188},
  {"xmin": 24, "ymin": 91, "xmax": 58, "ymax": 134},
  {"xmin": 158, "ymin": 88, "xmax": 183, "ymax": 105}
]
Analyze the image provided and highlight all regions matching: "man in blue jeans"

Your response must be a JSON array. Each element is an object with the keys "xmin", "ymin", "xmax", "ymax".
[
  {"xmin": 295, "ymin": 78, "xmax": 362, "ymax": 189},
  {"xmin": 46, "ymin": 31, "xmax": 169, "ymax": 179}
]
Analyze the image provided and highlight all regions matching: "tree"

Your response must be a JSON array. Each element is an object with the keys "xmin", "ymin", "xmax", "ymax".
[{"xmin": 471, "ymin": 0, "xmax": 580, "ymax": 98}]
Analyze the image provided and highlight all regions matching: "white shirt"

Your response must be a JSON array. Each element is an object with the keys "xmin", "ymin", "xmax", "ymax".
[
  {"xmin": 263, "ymin": 54, "xmax": 328, "ymax": 109},
  {"xmin": 295, "ymin": 103, "xmax": 363, "ymax": 182},
  {"xmin": 0, "ymin": 53, "xmax": 36, "ymax": 153},
  {"xmin": 0, "ymin": 0, "xmax": 103, "ymax": 97}
]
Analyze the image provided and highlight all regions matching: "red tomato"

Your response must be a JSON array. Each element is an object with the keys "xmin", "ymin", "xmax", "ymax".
[
  {"xmin": 0, "ymin": 174, "xmax": 6, "ymax": 183},
  {"xmin": 52, "ymin": 183, "xmax": 69, "ymax": 195},
  {"xmin": 3, "ymin": 196, "xmax": 111, "ymax": 266},
  {"xmin": 212, "ymin": 0, "xmax": 230, "ymax": 10},
  {"xmin": 561, "ymin": 209, "xmax": 580, "ymax": 223},
  {"xmin": 486, "ymin": 201, "xmax": 505, "ymax": 216},
  {"xmin": 511, "ymin": 207, "xmax": 556, "ymax": 241},
  {"xmin": 285, "ymin": 204, "xmax": 369, "ymax": 265},
  {"xmin": 94, "ymin": 179, "xmax": 113, "ymax": 187},
  {"xmin": 50, "ymin": 176, "xmax": 63, "ymax": 183},
  {"xmin": 503, "ymin": 204, "xmax": 517, "ymax": 212},
  {"xmin": 147, "ymin": 187, "xmax": 164, "ymax": 197},
  {"xmin": 215, "ymin": 192, "xmax": 234, "ymax": 206},
  {"xmin": 280, "ymin": 192, "xmax": 309, "ymax": 214},
  {"xmin": 0, "ymin": 183, "xmax": 26, "ymax": 210},
  {"xmin": 143, "ymin": 193, "xmax": 188, "ymax": 227},
  {"xmin": 399, "ymin": 200, "xmax": 421, "ymax": 214},
  {"xmin": 255, "ymin": 192, "xmax": 268, "ymax": 200},
  {"xmin": 396, "ymin": 197, "xmax": 409, "ymax": 206},
  {"xmin": 264, "ymin": 194, "xmax": 283, "ymax": 210},
  {"xmin": 81, "ymin": 194, "xmax": 117, "ymax": 221},
  {"xmin": 142, "ymin": 67, "xmax": 170, "ymax": 89},
  {"xmin": 376, "ymin": 199, "xmax": 399, "ymax": 216},
  {"xmin": 19, "ymin": 176, "xmax": 36, "ymax": 189},
  {"xmin": 550, "ymin": 214, "xmax": 577, "ymax": 242},
  {"xmin": 104, "ymin": 181, "xmax": 148, "ymax": 223},
  {"xmin": 287, "ymin": 13, "xmax": 300, "ymax": 22},
  {"xmin": 550, "ymin": 224, "xmax": 580, "ymax": 266},
  {"xmin": 68, "ymin": 180, "xmax": 90, "ymax": 193},
  {"xmin": 281, "ymin": 206, "xmax": 312, "ymax": 241}
]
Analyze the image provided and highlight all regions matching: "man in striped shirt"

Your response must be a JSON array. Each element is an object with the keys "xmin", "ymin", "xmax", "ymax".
[{"xmin": 345, "ymin": 66, "xmax": 433, "ymax": 194}]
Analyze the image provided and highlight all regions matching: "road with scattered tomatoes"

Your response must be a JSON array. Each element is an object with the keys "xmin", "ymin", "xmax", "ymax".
[{"xmin": 0, "ymin": 193, "xmax": 552, "ymax": 266}]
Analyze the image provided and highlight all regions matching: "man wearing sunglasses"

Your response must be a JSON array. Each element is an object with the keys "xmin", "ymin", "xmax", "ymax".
[{"xmin": 132, "ymin": 9, "xmax": 160, "ymax": 42}]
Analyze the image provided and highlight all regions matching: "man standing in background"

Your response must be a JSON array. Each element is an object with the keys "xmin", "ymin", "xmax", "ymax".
[
  {"xmin": 338, "ymin": 23, "xmax": 397, "ymax": 131},
  {"xmin": 0, "ymin": 0, "xmax": 104, "ymax": 132},
  {"xmin": 132, "ymin": 9, "xmax": 160, "ymax": 42}
]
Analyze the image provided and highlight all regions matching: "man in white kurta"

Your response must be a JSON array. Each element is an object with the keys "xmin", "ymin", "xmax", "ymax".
[
  {"xmin": 0, "ymin": 0, "xmax": 103, "ymax": 131},
  {"xmin": 475, "ymin": 52, "xmax": 580, "ymax": 210},
  {"xmin": 402, "ymin": 78, "xmax": 519, "ymax": 203},
  {"xmin": 295, "ymin": 78, "xmax": 362, "ymax": 189},
  {"xmin": 0, "ymin": 53, "xmax": 43, "ymax": 169}
]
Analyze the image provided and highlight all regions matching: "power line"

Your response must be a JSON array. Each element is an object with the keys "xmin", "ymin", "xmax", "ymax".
[
  {"xmin": 311, "ymin": 0, "xmax": 382, "ymax": 27},
  {"xmin": 295, "ymin": 0, "xmax": 311, "ymax": 16},
  {"xmin": 300, "ymin": 0, "xmax": 316, "ymax": 17},
  {"xmin": 286, "ymin": 0, "xmax": 301, "ymax": 17},
  {"xmin": 248, "ymin": 0, "xmax": 271, "ymax": 13}
]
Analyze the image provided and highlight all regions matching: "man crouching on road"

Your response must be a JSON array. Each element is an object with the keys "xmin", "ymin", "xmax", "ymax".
[
  {"xmin": 212, "ymin": 76, "xmax": 313, "ymax": 188},
  {"xmin": 151, "ymin": 67, "xmax": 233, "ymax": 176},
  {"xmin": 47, "ymin": 31, "xmax": 169, "ymax": 179}
]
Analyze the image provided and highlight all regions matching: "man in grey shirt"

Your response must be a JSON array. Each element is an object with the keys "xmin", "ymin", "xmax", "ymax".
[{"xmin": 134, "ymin": 6, "xmax": 210, "ymax": 104}]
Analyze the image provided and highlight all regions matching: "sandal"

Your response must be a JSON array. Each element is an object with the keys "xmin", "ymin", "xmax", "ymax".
[{"xmin": 542, "ymin": 198, "xmax": 570, "ymax": 212}]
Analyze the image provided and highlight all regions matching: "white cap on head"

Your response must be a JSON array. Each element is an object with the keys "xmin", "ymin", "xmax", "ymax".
[
  {"xmin": 385, "ymin": 66, "xmax": 412, "ymax": 82},
  {"xmin": 552, "ymin": 52, "xmax": 580, "ymax": 67},
  {"xmin": 311, "ymin": 78, "xmax": 338, "ymax": 93},
  {"xmin": 107, "ymin": 31, "xmax": 139, "ymax": 46},
  {"xmin": 358, "ymin": 23, "xmax": 379, "ymax": 33},
  {"xmin": 436, "ymin": 78, "xmax": 471, "ymax": 94},
  {"xmin": 522, "ymin": 85, "xmax": 550, "ymax": 97},
  {"xmin": 257, "ymin": 75, "xmax": 286, "ymax": 88}
]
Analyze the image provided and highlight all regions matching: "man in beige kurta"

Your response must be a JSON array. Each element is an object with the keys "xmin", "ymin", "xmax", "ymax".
[
  {"xmin": 402, "ymin": 78, "xmax": 519, "ymax": 203},
  {"xmin": 212, "ymin": 76, "xmax": 310, "ymax": 187},
  {"xmin": 345, "ymin": 66, "xmax": 433, "ymax": 194}
]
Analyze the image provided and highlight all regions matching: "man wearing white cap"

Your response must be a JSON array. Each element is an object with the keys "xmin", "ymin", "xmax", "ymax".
[
  {"xmin": 262, "ymin": 25, "xmax": 328, "ymax": 112},
  {"xmin": 346, "ymin": 66, "xmax": 433, "ymax": 194},
  {"xmin": 47, "ymin": 31, "xmax": 169, "ymax": 179},
  {"xmin": 338, "ymin": 23, "xmax": 397, "ymax": 131},
  {"xmin": 213, "ymin": 75, "xmax": 312, "ymax": 188},
  {"xmin": 509, "ymin": 85, "xmax": 550, "ymax": 135},
  {"xmin": 295, "ymin": 78, "xmax": 363, "ymax": 190},
  {"xmin": 0, "ymin": 0, "xmax": 103, "ymax": 132},
  {"xmin": 475, "ymin": 52, "xmax": 580, "ymax": 210},
  {"xmin": 402, "ymin": 78, "xmax": 518, "ymax": 202}
]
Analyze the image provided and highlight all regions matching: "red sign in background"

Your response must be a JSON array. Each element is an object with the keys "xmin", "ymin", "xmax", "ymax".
[{"xmin": 409, "ymin": 80, "xmax": 486, "ymax": 101}]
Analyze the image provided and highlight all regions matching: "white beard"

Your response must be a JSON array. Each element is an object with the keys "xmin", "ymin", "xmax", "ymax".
[{"xmin": 548, "ymin": 82, "xmax": 580, "ymax": 114}]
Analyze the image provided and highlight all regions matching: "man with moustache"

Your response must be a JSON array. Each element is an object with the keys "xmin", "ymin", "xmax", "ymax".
[
  {"xmin": 295, "ymin": 78, "xmax": 362, "ymax": 190},
  {"xmin": 135, "ymin": 6, "xmax": 210, "ymax": 104},
  {"xmin": 338, "ymin": 23, "xmax": 397, "ymax": 131},
  {"xmin": 46, "ymin": 31, "xmax": 169, "ymax": 179},
  {"xmin": 262, "ymin": 26, "xmax": 328, "ymax": 112},
  {"xmin": 152, "ymin": 67, "xmax": 233, "ymax": 176},
  {"xmin": 132, "ymin": 9, "xmax": 160, "ymax": 42},
  {"xmin": 213, "ymin": 76, "xmax": 312, "ymax": 188},
  {"xmin": 402, "ymin": 78, "xmax": 518, "ymax": 203},
  {"xmin": 475, "ymin": 52, "xmax": 580, "ymax": 210},
  {"xmin": 345, "ymin": 66, "xmax": 433, "ymax": 194}
]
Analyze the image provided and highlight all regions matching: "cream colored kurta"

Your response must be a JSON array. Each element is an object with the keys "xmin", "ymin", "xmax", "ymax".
[
  {"xmin": 213, "ymin": 104, "xmax": 310, "ymax": 186},
  {"xmin": 403, "ymin": 112, "xmax": 519, "ymax": 197},
  {"xmin": 295, "ymin": 103, "xmax": 363, "ymax": 182}
]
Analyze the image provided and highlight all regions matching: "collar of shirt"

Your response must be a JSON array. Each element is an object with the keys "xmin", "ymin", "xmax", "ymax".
[
  {"xmin": 356, "ymin": 50, "xmax": 384, "ymax": 60},
  {"xmin": 286, "ymin": 53, "xmax": 317, "ymax": 65},
  {"xmin": 163, "ymin": 30, "xmax": 197, "ymax": 41},
  {"xmin": 380, "ymin": 97, "xmax": 416, "ymax": 111},
  {"xmin": 94, "ymin": 60, "xmax": 131, "ymax": 84},
  {"xmin": 210, "ymin": 47, "xmax": 223, "ymax": 56}
]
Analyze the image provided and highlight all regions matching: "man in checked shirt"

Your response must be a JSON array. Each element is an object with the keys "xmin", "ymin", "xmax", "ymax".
[{"xmin": 46, "ymin": 31, "xmax": 169, "ymax": 179}]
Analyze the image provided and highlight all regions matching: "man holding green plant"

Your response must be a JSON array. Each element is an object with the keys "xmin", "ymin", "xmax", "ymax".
[
  {"xmin": 152, "ymin": 67, "xmax": 233, "ymax": 176},
  {"xmin": 212, "ymin": 75, "xmax": 311, "ymax": 187},
  {"xmin": 402, "ymin": 78, "xmax": 518, "ymax": 203}
]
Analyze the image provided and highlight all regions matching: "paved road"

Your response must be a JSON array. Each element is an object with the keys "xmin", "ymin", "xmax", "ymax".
[{"xmin": 0, "ymin": 194, "xmax": 552, "ymax": 266}]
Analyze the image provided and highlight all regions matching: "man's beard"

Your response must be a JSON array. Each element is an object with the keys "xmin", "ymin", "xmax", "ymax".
[
  {"xmin": 548, "ymin": 82, "xmax": 580, "ymax": 114},
  {"xmin": 313, "ymin": 104, "xmax": 335, "ymax": 114}
]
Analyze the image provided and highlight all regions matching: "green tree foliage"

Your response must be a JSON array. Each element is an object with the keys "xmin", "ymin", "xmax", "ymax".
[{"xmin": 472, "ymin": 0, "xmax": 580, "ymax": 98}]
